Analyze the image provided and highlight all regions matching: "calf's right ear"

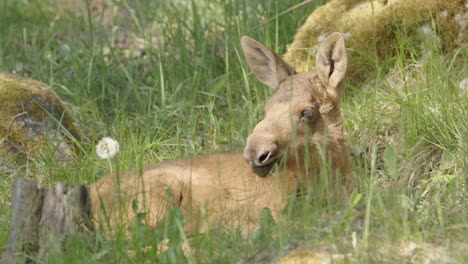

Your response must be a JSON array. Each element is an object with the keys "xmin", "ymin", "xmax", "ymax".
[{"xmin": 241, "ymin": 36, "xmax": 296, "ymax": 90}]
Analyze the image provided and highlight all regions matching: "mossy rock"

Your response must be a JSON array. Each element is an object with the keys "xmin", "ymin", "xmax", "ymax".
[
  {"xmin": 277, "ymin": 250, "xmax": 335, "ymax": 264},
  {"xmin": 283, "ymin": 0, "xmax": 466, "ymax": 82},
  {"xmin": 0, "ymin": 72, "xmax": 81, "ymax": 164}
]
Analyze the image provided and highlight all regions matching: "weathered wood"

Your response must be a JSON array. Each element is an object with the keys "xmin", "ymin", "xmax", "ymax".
[
  {"xmin": 38, "ymin": 182, "xmax": 94, "ymax": 260},
  {"xmin": 1, "ymin": 178, "xmax": 44, "ymax": 264},
  {"xmin": 2, "ymin": 179, "xmax": 94, "ymax": 263}
]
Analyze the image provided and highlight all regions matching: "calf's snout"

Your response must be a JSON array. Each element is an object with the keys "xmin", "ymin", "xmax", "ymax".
[{"xmin": 243, "ymin": 136, "xmax": 278, "ymax": 167}]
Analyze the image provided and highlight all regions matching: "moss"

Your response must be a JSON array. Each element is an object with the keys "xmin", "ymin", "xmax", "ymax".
[
  {"xmin": 283, "ymin": 0, "xmax": 466, "ymax": 82},
  {"xmin": 277, "ymin": 250, "xmax": 332, "ymax": 264},
  {"xmin": 0, "ymin": 72, "xmax": 81, "ymax": 162}
]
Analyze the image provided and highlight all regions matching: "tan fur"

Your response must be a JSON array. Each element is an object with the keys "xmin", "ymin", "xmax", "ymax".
[{"xmin": 90, "ymin": 33, "xmax": 352, "ymax": 233}]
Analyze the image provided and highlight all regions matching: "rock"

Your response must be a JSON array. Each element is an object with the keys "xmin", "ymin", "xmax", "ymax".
[
  {"xmin": 0, "ymin": 72, "xmax": 81, "ymax": 164},
  {"xmin": 283, "ymin": 0, "xmax": 467, "ymax": 82},
  {"xmin": 277, "ymin": 250, "xmax": 334, "ymax": 264},
  {"xmin": 268, "ymin": 241, "xmax": 461, "ymax": 264}
]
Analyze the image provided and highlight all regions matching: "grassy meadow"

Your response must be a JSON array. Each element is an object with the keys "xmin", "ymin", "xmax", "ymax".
[{"xmin": 0, "ymin": 0, "xmax": 466, "ymax": 263}]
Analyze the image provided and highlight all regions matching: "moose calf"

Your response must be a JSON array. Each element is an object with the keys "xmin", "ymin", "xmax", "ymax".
[{"xmin": 90, "ymin": 33, "xmax": 352, "ymax": 233}]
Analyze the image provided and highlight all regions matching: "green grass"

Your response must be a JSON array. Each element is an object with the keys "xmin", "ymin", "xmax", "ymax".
[{"xmin": 0, "ymin": 0, "xmax": 466, "ymax": 263}]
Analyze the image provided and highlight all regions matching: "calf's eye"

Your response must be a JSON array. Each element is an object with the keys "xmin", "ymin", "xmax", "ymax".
[{"xmin": 299, "ymin": 109, "xmax": 314, "ymax": 122}]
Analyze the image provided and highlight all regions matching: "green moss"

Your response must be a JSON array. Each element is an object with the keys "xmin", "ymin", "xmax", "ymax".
[
  {"xmin": 283, "ymin": 0, "xmax": 466, "ymax": 82},
  {"xmin": 0, "ymin": 72, "xmax": 81, "ymax": 161}
]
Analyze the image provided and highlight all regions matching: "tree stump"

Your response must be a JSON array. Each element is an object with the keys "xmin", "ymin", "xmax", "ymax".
[
  {"xmin": 1, "ymin": 179, "xmax": 43, "ymax": 263},
  {"xmin": 1, "ymin": 178, "xmax": 94, "ymax": 263}
]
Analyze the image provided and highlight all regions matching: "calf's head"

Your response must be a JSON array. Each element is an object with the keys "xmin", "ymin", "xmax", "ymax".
[{"xmin": 241, "ymin": 33, "xmax": 348, "ymax": 177}]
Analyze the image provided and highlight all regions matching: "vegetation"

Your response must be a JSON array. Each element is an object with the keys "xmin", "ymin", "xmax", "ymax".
[{"xmin": 0, "ymin": 0, "xmax": 466, "ymax": 263}]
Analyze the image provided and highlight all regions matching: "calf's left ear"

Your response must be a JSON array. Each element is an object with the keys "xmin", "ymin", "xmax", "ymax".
[{"xmin": 316, "ymin": 33, "xmax": 347, "ymax": 99}]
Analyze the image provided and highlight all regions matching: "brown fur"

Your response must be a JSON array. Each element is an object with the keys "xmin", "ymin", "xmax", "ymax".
[{"xmin": 90, "ymin": 33, "xmax": 352, "ymax": 233}]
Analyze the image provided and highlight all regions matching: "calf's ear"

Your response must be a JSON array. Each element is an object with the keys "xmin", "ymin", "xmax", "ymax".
[
  {"xmin": 241, "ymin": 36, "xmax": 296, "ymax": 90},
  {"xmin": 316, "ymin": 32, "xmax": 347, "ymax": 99}
]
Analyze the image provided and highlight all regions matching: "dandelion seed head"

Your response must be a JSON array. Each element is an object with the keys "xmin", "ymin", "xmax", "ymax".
[
  {"xmin": 96, "ymin": 137, "xmax": 120, "ymax": 159},
  {"xmin": 420, "ymin": 23, "xmax": 432, "ymax": 38},
  {"xmin": 351, "ymin": 231, "xmax": 357, "ymax": 249},
  {"xmin": 459, "ymin": 78, "xmax": 468, "ymax": 91}
]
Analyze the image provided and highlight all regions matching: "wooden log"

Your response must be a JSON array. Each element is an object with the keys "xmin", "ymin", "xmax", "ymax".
[
  {"xmin": 1, "ymin": 178, "xmax": 44, "ymax": 264},
  {"xmin": 37, "ymin": 182, "xmax": 94, "ymax": 260},
  {"xmin": 2, "ymin": 179, "xmax": 95, "ymax": 263}
]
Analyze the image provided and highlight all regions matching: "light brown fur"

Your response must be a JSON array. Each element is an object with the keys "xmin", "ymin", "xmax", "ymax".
[{"xmin": 90, "ymin": 33, "xmax": 352, "ymax": 233}]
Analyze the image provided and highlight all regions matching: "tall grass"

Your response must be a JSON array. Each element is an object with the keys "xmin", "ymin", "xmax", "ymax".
[{"xmin": 0, "ymin": 0, "xmax": 466, "ymax": 263}]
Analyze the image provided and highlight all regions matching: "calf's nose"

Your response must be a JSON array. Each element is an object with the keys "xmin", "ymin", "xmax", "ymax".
[{"xmin": 243, "ymin": 138, "xmax": 278, "ymax": 166}]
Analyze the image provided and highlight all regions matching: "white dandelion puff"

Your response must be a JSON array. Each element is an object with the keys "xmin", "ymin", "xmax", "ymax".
[
  {"xmin": 351, "ymin": 231, "xmax": 357, "ymax": 249},
  {"xmin": 96, "ymin": 137, "xmax": 120, "ymax": 159},
  {"xmin": 459, "ymin": 78, "xmax": 468, "ymax": 91},
  {"xmin": 420, "ymin": 23, "xmax": 432, "ymax": 38}
]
